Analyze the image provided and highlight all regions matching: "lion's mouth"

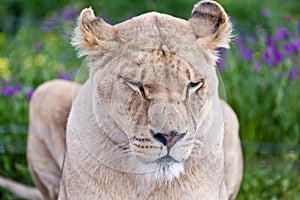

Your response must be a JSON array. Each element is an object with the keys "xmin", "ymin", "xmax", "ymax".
[
  {"xmin": 156, "ymin": 155, "xmax": 180, "ymax": 164},
  {"xmin": 144, "ymin": 155, "xmax": 179, "ymax": 165}
]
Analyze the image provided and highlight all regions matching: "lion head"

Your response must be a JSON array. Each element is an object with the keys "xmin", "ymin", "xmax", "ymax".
[{"xmin": 71, "ymin": 0, "xmax": 232, "ymax": 181}]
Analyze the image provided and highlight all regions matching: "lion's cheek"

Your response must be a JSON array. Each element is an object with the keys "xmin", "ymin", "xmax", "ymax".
[
  {"xmin": 128, "ymin": 92, "xmax": 150, "ymax": 127},
  {"xmin": 169, "ymin": 139, "xmax": 194, "ymax": 161},
  {"xmin": 188, "ymin": 92, "xmax": 210, "ymax": 126}
]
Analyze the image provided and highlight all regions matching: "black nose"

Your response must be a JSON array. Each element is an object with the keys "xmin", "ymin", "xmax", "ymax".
[{"xmin": 151, "ymin": 130, "xmax": 186, "ymax": 147}]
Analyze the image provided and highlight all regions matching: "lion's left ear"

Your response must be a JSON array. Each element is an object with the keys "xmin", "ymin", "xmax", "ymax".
[
  {"xmin": 188, "ymin": 0, "xmax": 232, "ymax": 50},
  {"xmin": 71, "ymin": 8, "xmax": 116, "ymax": 57}
]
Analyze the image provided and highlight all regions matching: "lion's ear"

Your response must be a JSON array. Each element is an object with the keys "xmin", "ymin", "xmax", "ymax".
[
  {"xmin": 71, "ymin": 8, "xmax": 116, "ymax": 57},
  {"xmin": 188, "ymin": 0, "xmax": 232, "ymax": 50}
]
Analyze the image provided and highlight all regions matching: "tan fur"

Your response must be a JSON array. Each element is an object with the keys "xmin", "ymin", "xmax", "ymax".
[
  {"xmin": 223, "ymin": 101, "xmax": 243, "ymax": 200},
  {"xmin": 27, "ymin": 80, "xmax": 81, "ymax": 200},
  {"xmin": 24, "ymin": 80, "xmax": 242, "ymax": 200},
  {"xmin": 0, "ymin": 1, "xmax": 243, "ymax": 199}
]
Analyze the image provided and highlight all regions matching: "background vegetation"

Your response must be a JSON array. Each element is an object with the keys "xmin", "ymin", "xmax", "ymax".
[{"xmin": 1, "ymin": 0, "xmax": 300, "ymax": 199}]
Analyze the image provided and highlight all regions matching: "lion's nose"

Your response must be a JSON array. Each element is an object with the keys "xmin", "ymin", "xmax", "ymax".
[{"xmin": 151, "ymin": 130, "xmax": 186, "ymax": 147}]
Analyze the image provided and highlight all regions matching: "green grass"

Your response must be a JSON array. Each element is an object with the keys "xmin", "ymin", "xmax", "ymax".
[
  {"xmin": 238, "ymin": 148, "xmax": 300, "ymax": 200},
  {"xmin": 1, "ymin": 0, "xmax": 300, "ymax": 199}
]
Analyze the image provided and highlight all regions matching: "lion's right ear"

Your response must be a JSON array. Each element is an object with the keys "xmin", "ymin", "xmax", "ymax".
[
  {"xmin": 71, "ymin": 8, "xmax": 116, "ymax": 57},
  {"xmin": 188, "ymin": 0, "xmax": 232, "ymax": 50}
]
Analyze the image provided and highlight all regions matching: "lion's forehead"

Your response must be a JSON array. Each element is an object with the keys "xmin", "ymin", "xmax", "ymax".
[{"xmin": 118, "ymin": 49, "xmax": 203, "ymax": 89}]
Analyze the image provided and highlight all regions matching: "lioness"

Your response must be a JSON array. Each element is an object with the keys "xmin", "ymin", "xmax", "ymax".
[{"xmin": 0, "ymin": 1, "xmax": 243, "ymax": 199}]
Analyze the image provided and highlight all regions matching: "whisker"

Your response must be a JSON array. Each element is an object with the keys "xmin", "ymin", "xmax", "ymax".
[
  {"xmin": 103, "ymin": 143, "xmax": 132, "ymax": 156},
  {"xmin": 116, "ymin": 137, "xmax": 136, "ymax": 149},
  {"xmin": 97, "ymin": 138, "xmax": 135, "ymax": 163},
  {"xmin": 101, "ymin": 137, "xmax": 135, "ymax": 155},
  {"xmin": 99, "ymin": 149, "xmax": 132, "ymax": 163}
]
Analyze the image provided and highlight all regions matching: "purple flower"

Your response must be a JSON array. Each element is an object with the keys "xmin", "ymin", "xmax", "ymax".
[
  {"xmin": 253, "ymin": 62, "xmax": 261, "ymax": 73},
  {"xmin": 58, "ymin": 72, "xmax": 71, "ymax": 80},
  {"xmin": 273, "ymin": 50, "xmax": 283, "ymax": 65},
  {"xmin": 263, "ymin": 37, "xmax": 284, "ymax": 66},
  {"xmin": 275, "ymin": 28, "xmax": 287, "ymax": 41},
  {"xmin": 266, "ymin": 37, "xmax": 275, "ymax": 48},
  {"xmin": 263, "ymin": 51, "xmax": 270, "ymax": 61},
  {"xmin": 41, "ymin": 21, "xmax": 53, "ymax": 32},
  {"xmin": 294, "ymin": 39, "xmax": 300, "ymax": 51},
  {"xmin": 3, "ymin": 86, "xmax": 15, "ymax": 96},
  {"xmin": 216, "ymin": 57, "xmax": 225, "ymax": 72},
  {"xmin": 283, "ymin": 43, "xmax": 294, "ymax": 54},
  {"xmin": 288, "ymin": 68, "xmax": 298, "ymax": 81},
  {"xmin": 236, "ymin": 38, "xmax": 253, "ymax": 61},
  {"xmin": 236, "ymin": 37, "xmax": 244, "ymax": 47},
  {"xmin": 62, "ymin": 7, "xmax": 80, "ymax": 21},
  {"xmin": 261, "ymin": 9, "xmax": 270, "ymax": 18},
  {"xmin": 62, "ymin": 7, "xmax": 74, "ymax": 21},
  {"xmin": 239, "ymin": 46, "xmax": 253, "ymax": 61},
  {"xmin": 3, "ymin": 86, "xmax": 22, "ymax": 96},
  {"xmin": 263, "ymin": 46, "xmax": 283, "ymax": 66},
  {"xmin": 27, "ymin": 88, "xmax": 34, "ymax": 100}
]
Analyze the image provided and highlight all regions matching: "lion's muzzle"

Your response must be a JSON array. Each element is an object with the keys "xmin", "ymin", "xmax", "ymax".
[{"xmin": 151, "ymin": 130, "xmax": 186, "ymax": 148}]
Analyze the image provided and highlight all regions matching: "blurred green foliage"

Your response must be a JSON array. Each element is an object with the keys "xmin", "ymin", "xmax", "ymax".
[
  {"xmin": 0, "ymin": 0, "xmax": 300, "ymax": 199},
  {"xmin": 2, "ymin": 0, "xmax": 300, "ymax": 33}
]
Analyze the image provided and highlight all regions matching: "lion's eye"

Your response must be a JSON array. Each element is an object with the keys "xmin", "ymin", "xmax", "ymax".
[
  {"xmin": 187, "ymin": 80, "xmax": 204, "ymax": 95},
  {"xmin": 126, "ymin": 81, "xmax": 146, "ymax": 98},
  {"xmin": 138, "ymin": 84, "xmax": 146, "ymax": 97},
  {"xmin": 189, "ymin": 82, "xmax": 202, "ymax": 88},
  {"xmin": 188, "ymin": 80, "xmax": 204, "ymax": 89}
]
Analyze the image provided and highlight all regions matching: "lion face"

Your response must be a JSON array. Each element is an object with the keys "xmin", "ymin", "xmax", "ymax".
[
  {"xmin": 91, "ymin": 46, "xmax": 217, "ymax": 179},
  {"xmin": 72, "ymin": 0, "xmax": 232, "ymax": 180}
]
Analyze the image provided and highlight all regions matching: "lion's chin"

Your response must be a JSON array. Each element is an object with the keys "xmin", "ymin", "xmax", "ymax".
[{"xmin": 149, "ymin": 157, "xmax": 185, "ymax": 181}]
